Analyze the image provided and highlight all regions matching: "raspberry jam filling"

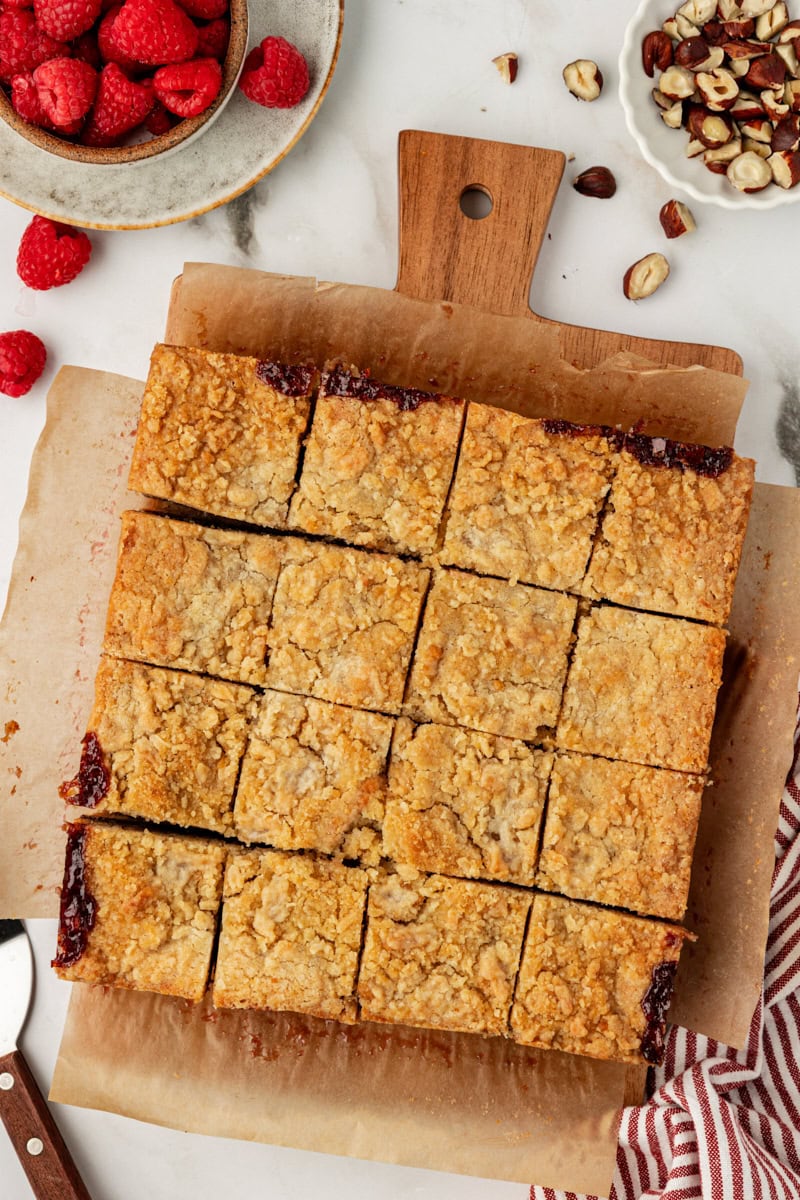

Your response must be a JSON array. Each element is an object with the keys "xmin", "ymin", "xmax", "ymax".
[
  {"xmin": 52, "ymin": 823, "xmax": 97, "ymax": 969},
  {"xmin": 322, "ymin": 365, "xmax": 449, "ymax": 413},
  {"xmin": 256, "ymin": 360, "xmax": 315, "ymax": 396},
  {"xmin": 541, "ymin": 418, "xmax": 733, "ymax": 478},
  {"xmin": 58, "ymin": 731, "xmax": 110, "ymax": 808},
  {"xmin": 640, "ymin": 959, "xmax": 678, "ymax": 1065}
]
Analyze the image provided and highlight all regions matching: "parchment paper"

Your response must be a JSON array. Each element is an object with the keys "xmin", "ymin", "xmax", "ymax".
[{"xmin": 1, "ymin": 264, "xmax": 798, "ymax": 1195}]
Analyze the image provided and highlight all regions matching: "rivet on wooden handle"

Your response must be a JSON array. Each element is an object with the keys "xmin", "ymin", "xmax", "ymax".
[
  {"xmin": 0, "ymin": 1049, "xmax": 92, "ymax": 1200},
  {"xmin": 395, "ymin": 129, "xmax": 565, "ymax": 319}
]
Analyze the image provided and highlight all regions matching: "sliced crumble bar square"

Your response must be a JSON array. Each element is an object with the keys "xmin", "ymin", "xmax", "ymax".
[
  {"xmin": 53, "ymin": 822, "xmax": 226, "ymax": 1001},
  {"xmin": 212, "ymin": 849, "xmax": 370, "ymax": 1022},
  {"xmin": 62, "ymin": 656, "xmax": 256, "ymax": 834},
  {"xmin": 557, "ymin": 605, "xmax": 726, "ymax": 773},
  {"xmin": 583, "ymin": 440, "xmax": 755, "ymax": 625},
  {"xmin": 265, "ymin": 540, "xmax": 430, "ymax": 713},
  {"xmin": 104, "ymin": 511, "xmax": 282, "ymax": 685},
  {"xmin": 405, "ymin": 569, "xmax": 576, "ymax": 740},
  {"xmin": 128, "ymin": 345, "xmax": 315, "ymax": 528},
  {"xmin": 288, "ymin": 365, "xmax": 465, "ymax": 555},
  {"xmin": 536, "ymin": 753, "xmax": 704, "ymax": 921},
  {"xmin": 510, "ymin": 894, "xmax": 692, "ymax": 1064},
  {"xmin": 233, "ymin": 690, "xmax": 394, "ymax": 863},
  {"xmin": 357, "ymin": 870, "xmax": 531, "ymax": 1037},
  {"xmin": 383, "ymin": 718, "xmax": 552, "ymax": 885},
  {"xmin": 441, "ymin": 407, "xmax": 614, "ymax": 589}
]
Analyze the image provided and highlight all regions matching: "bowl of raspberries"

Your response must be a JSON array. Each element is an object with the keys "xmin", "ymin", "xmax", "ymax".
[{"xmin": 0, "ymin": 0, "xmax": 251, "ymax": 163}]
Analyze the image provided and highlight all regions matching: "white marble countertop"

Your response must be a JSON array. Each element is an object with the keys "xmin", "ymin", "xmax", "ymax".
[{"xmin": 1, "ymin": 1, "xmax": 798, "ymax": 1196}]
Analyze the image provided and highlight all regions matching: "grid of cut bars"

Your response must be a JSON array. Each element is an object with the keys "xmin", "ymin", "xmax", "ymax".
[{"xmin": 54, "ymin": 345, "xmax": 755, "ymax": 1066}]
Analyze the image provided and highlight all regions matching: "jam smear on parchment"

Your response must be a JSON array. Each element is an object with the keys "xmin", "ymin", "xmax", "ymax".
[
  {"xmin": 58, "ymin": 731, "xmax": 109, "ymax": 809},
  {"xmin": 52, "ymin": 823, "xmax": 97, "ymax": 969},
  {"xmin": 640, "ymin": 960, "xmax": 678, "ymax": 1065},
  {"xmin": 256, "ymin": 360, "xmax": 316, "ymax": 397},
  {"xmin": 541, "ymin": 418, "xmax": 733, "ymax": 478}
]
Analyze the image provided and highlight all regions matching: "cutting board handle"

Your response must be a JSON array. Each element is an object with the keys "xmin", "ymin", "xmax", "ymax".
[{"xmin": 395, "ymin": 129, "xmax": 565, "ymax": 318}]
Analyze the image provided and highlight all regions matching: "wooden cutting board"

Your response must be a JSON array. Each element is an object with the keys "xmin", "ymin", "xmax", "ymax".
[{"xmin": 396, "ymin": 130, "xmax": 742, "ymax": 376}]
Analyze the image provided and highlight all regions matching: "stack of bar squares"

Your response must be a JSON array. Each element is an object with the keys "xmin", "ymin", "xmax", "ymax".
[{"xmin": 54, "ymin": 343, "xmax": 755, "ymax": 1067}]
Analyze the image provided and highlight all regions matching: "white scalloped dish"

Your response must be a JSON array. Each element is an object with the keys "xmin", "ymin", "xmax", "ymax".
[{"xmin": 619, "ymin": 0, "xmax": 800, "ymax": 209}]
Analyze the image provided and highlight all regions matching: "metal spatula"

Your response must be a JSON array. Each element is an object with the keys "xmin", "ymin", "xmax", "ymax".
[{"xmin": 0, "ymin": 919, "xmax": 91, "ymax": 1199}]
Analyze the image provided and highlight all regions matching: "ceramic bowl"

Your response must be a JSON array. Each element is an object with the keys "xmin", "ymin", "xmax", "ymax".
[
  {"xmin": 0, "ymin": 0, "xmax": 248, "ymax": 165},
  {"xmin": 619, "ymin": 0, "xmax": 800, "ymax": 209}
]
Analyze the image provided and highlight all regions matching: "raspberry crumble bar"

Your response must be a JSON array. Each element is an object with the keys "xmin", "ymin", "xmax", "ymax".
[
  {"xmin": 289, "ymin": 365, "xmax": 465, "ymax": 555},
  {"xmin": 128, "ymin": 345, "xmax": 315, "ymax": 528},
  {"xmin": 233, "ymin": 690, "xmax": 393, "ymax": 863},
  {"xmin": 357, "ymin": 870, "xmax": 531, "ymax": 1037},
  {"xmin": 383, "ymin": 718, "xmax": 552, "ymax": 884},
  {"xmin": 212, "ymin": 849, "xmax": 370, "ymax": 1022}
]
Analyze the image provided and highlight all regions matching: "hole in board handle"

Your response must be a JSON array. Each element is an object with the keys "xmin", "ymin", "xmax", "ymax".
[{"xmin": 460, "ymin": 186, "xmax": 493, "ymax": 220}]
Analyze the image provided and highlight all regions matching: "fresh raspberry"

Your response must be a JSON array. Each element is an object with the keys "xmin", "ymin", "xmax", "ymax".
[
  {"xmin": 3, "ymin": 0, "xmax": 35, "ymax": 9},
  {"xmin": 72, "ymin": 29, "xmax": 101, "ymax": 68},
  {"xmin": 0, "ymin": 9, "xmax": 69, "ymax": 82},
  {"xmin": 111, "ymin": 0, "xmax": 199, "ymax": 67},
  {"xmin": 175, "ymin": 0, "xmax": 225, "ymax": 19},
  {"xmin": 239, "ymin": 36, "xmax": 309, "ymax": 109},
  {"xmin": 10, "ymin": 70, "xmax": 83, "ymax": 131},
  {"xmin": 96, "ymin": 6, "xmax": 140, "ymax": 70},
  {"xmin": 0, "ymin": 331, "xmax": 47, "ymax": 397},
  {"xmin": 153, "ymin": 54, "xmax": 219, "ymax": 116},
  {"xmin": 33, "ymin": 0, "xmax": 102, "ymax": 41},
  {"xmin": 16, "ymin": 216, "xmax": 92, "ymax": 290},
  {"xmin": 144, "ymin": 97, "xmax": 174, "ymax": 133},
  {"xmin": 195, "ymin": 15, "xmax": 227, "ymax": 59},
  {"xmin": 33, "ymin": 56, "xmax": 97, "ymax": 126},
  {"xmin": 82, "ymin": 61, "xmax": 154, "ymax": 144}
]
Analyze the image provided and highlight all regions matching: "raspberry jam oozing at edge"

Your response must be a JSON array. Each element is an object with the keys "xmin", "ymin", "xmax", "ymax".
[
  {"xmin": 58, "ymin": 731, "xmax": 109, "ymax": 809},
  {"xmin": 256, "ymin": 360, "xmax": 316, "ymax": 396},
  {"xmin": 640, "ymin": 959, "xmax": 678, "ymax": 1065},
  {"xmin": 52, "ymin": 823, "xmax": 97, "ymax": 970},
  {"xmin": 541, "ymin": 418, "xmax": 733, "ymax": 478},
  {"xmin": 323, "ymin": 365, "xmax": 452, "ymax": 413}
]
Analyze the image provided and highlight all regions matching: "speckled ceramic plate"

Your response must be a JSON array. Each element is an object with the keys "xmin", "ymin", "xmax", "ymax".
[{"xmin": 0, "ymin": 0, "xmax": 344, "ymax": 230}]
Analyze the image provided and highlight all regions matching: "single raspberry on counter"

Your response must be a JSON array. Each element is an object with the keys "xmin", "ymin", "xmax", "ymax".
[
  {"xmin": 239, "ymin": 35, "xmax": 309, "ymax": 109},
  {"xmin": 175, "ymin": 0, "xmax": 226, "ymax": 18},
  {"xmin": 33, "ymin": 0, "xmax": 102, "ymax": 41},
  {"xmin": 82, "ymin": 61, "xmax": 154, "ymax": 144},
  {"xmin": 111, "ymin": 0, "xmax": 199, "ymax": 66},
  {"xmin": 144, "ymin": 97, "xmax": 175, "ymax": 133},
  {"xmin": 0, "ymin": 331, "xmax": 47, "ymax": 397},
  {"xmin": 0, "ymin": 9, "xmax": 69, "ymax": 82},
  {"xmin": 33, "ymin": 56, "xmax": 97, "ymax": 126},
  {"xmin": 195, "ymin": 15, "xmax": 227, "ymax": 59},
  {"xmin": 16, "ymin": 215, "xmax": 92, "ymax": 289},
  {"xmin": 153, "ymin": 54, "xmax": 220, "ymax": 116}
]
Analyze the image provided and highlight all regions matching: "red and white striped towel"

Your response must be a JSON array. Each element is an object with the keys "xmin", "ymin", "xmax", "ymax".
[{"xmin": 533, "ymin": 713, "xmax": 800, "ymax": 1200}]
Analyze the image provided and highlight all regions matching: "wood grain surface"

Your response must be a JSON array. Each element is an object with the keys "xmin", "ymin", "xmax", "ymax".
[
  {"xmin": 0, "ymin": 1049, "xmax": 91, "ymax": 1200},
  {"xmin": 396, "ymin": 129, "xmax": 742, "ymax": 375}
]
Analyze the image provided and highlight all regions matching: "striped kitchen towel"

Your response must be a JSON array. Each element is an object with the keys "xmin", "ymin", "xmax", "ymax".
[{"xmin": 534, "ymin": 714, "xmax": 800, "ymax": 1200}]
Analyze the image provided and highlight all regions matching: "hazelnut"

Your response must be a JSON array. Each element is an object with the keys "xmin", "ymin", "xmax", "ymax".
[
  {"xmin": 696, "ymin": 66, "xmax": 740, "ymax": 107},
  {"xmin": 761, "ymin": 86, "xmax": 790, "ymax": 117},
  {"xmin": 742, "ymin": 135, "xmax": 773, "ymax": 153},
  {"xmin": 703, "ymin": 137, "xmax": 743, "ymax": 169},
  {"xmin": 775, "ymin": 40, "xmax": 800, "ymax": 75},
  {"xmin": 492, "ymin": 52, "xmax": 519, "ymax": 84},
  {"xmin": 686, "ymin": 136, "xmax": 707, "ymax": 154},
  {"xmin": 661, "ymin": 99, "xmax": 686, "ymax": 126},
  {"xmin": 623, "ymin": 252, "xmax": 671, "ymax": 300},
  {"xmin": 660, "ymin": 64, "xmax": 699, "ymax": 98},
  {"xmin": 563, "ymin": 59, "xmax": 603, "ymax": 100},
  {"xmin": 756, "ymin": 2, "xmax": 789, "ymax": 38},
  {"xmin": 722, "ymin": 18, "xmax": 756, "ymax": 35},
  {"xmin": 738, "ymin": 114, "xmax": 774, "ymax": 139},
  {"xmin": 772, "ymin": 111, "xmax": 800, "ymax": 148},
  {"xmin": 659, "ymin": 198, "xmax": 697, "ymax": 236},
  {"xmin": 745, "ymin": 51, "xmax": 787, "ymax": 86},
  {"xmin": 679, "ymin": 0, "xmax": 717, "ymax": 22},
  {"xmin": 675, "ymin": 35, "xmax": 712, "ymax": 67},
  {"xmin": 702, "ymin": 20, "xmax": 729, "ymax": 47},
  {"xmin": 785, "ymin": 78, "xmax": 800, "ymax": 109},
  {"xmin": 726, "ymin": 148, "xmax": 773, "ymax": 187},
  {"xmin": 767, "ymin": 145, "xmax": 800, "ymax": 182},
  {"xmin": 740, "ymin": 0, "xmax": 781, "ymax": 14},
  {"xmin": 572, "ymin": 165, "xmax": 617, "ymax": 197},
  {"xmin": 721, "ymin": 38, "xmax": 768, "ymax": 59},
  {"xmin": 642, "ymin": 30, "xmax": 674, "ymax": 76},
  {"xmin": 652, "ymin": 87, "xmax": 675, "ymax": 109},
  {"xmin": 676, "ymin": 13, "xmax": 702, "ymax": 38},
  {"xmin": 717, "ymin": 0, "xmax": 744, "ymax": 18},
  {"xmin": 687, "ymin": 105, "xmax": 735, "ymax": 144},
  {"xmin": 730, "ymin": 89, "xmax": 767, "ymax": 117}
]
